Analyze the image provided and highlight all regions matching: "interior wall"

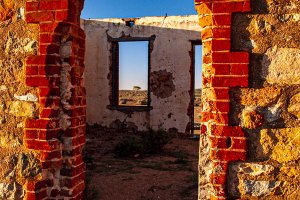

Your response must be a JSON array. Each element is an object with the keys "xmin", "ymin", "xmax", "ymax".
[{"xmin": 83, "ymin": 15, "xmax": 201, "ymax": 134}]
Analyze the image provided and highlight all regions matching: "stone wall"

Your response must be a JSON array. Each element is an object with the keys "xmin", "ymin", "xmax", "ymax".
[
  {"xmin": 83, "ymin": 16, "xmax": 201, "ymax": 134},
  {"xmin": 196, "ymin": 0, "xmax": 300, "ymax": 199},
  {"xmin": 0, "ymin": 1, "xmax": 40, "ymax": 199},
  {"xmin": 1, "ymin": 0, "xmax": 86, "ymax": 199},
  {"xmin": 1, "ymin": 0, "xmax": 299, "ymax": 199},
  {"xmin": 229, "ymin": 0, "xmax": 300, "ymax": 199}
]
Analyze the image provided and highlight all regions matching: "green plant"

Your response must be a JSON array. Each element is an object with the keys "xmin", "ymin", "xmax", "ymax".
[
  {"xmin": 114, "ymin": 136, "xmax": 144, "ymax": 157},
  {"xmin": 173, "ymin": 151, "xmax": 188, "ymax": 164},
  {"xmin": 140, "ymin": 129, "xmax": 171, "ymax": 154},
  {"xmin": 114, "ymin": 129, "xmax": 172, "ymax": 158},
  {"xmin": 133, "ymin": 86, "xmax": 141, "ymax": 91}
]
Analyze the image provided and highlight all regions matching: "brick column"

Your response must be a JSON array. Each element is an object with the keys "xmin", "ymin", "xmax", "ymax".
[
  {"xmin": 24, "ymin": 0, "xmax": 86, "ymax": 199},
  {"xmin": 194, "ymin": 0, "xmax": 251, "ymax": 199}
]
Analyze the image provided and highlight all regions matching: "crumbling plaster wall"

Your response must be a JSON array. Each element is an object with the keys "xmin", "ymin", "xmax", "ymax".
[
  {"xmin": 0, "ymin": 1, "xmax": 41, "ymax": 199},
  {"xmin": 83, "ymin": 15, "xmax": 201, "ymax": 134},
  {"xmin": 228, "ymin": 0, "xmax": 300, "ymax": 199}
]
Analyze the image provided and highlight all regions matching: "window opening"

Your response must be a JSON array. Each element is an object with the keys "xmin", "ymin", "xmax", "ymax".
[{"xmin": 111, "ymin": 40, "xmax": 151, "ymax": 110}]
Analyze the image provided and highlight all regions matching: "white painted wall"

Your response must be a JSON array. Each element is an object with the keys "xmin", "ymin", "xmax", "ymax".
[{"xmin": 83, "ymin": 15, "xmax": 201, "ymax": 133}]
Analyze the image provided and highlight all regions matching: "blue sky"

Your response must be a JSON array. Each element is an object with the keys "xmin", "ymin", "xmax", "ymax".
[
  {"xmin": 119, "ymin": 42, "xmax": 149, "ymax": 90},
  {"xmin": 82, "ymin": 0, "xmax": 202, "ymax": 89},
  {"xmin": 81, "ymin": 0, "xmax": 197, "ymax": 19}
]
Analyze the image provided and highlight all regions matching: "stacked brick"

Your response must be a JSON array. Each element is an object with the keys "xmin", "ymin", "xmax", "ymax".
[
  {"xmin": 195, "ymin": 0, "xmax": 251, "ymax": 199},
  {"xmin": 24, "ymin": 0, "xmax": 86, "ymax": 199}
]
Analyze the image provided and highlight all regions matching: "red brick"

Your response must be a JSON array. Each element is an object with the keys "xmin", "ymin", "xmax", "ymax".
[
  {"xmin": 25, "ymin": 119, "xmax": 59, "ymax": 129},
  {"xmin": 39, "ymin": 97, "xmax": 61, "ymax": 108},
  {"xmin": 231, "ymin": 138, "xmax": 247, "ymax": 150},
  {"xmin": 39, "ymin": 0, "xmax": 69, "ymax": 11},
  {"xmin": 24, "ymin": 139, "xmax": 60, "ymax": 151},
  {"xmin": 66, "ymin": 107, "xmax": 86, "ymax": 117},
  {"xmin": 210, "ymin": 149, "xmax": 246, "ymax": 161},
  {"xmin": 26, "ymin": 76, "xmax": 60, "ymax": 87},
  {"xmin": 38, "ymin": 129, "xmax": 59, "ymax": 140},
  {"xmin": 70, "ymin": 116, "xmax": 86, "ymax": 127},
  {"xmin": 40, "ymin": 22, "xmax": 60, "ymax": 33},
  {"xmin": 26, "ymin": 2, "xmax": 39, "ymax": 12},
  {"xmin": 213, "ymin": 88, "xmax": 230, "ymax": 100},
  {"xmin": 26, "ymin": 55, "xmax": 60, "ymax": 65},
  {"xmin": 211, "ymin": 76, "xmax": 248, "ymax": 87},
  {"xmin": 26, "ymin": 66, "xmax": 38, "ymax": 76},
  {"xmin": 26, "ymin": 11, "xmax": 55, "ymax": 23},
  {"xmin": 230, "ymin": 64, "xmax": 248, "ymax": 75},
  {"xmin": 55, "ymin": 10, "xmax": 69, "ymax": 21},
  {"xmin": 61, "ymin": 164, "xmax": 85, "ymax": 177},
  {"xmin": 213, "ymin": 14, "xmax": 231, "ymax": 26},
  {"xmin": 209, "ymin": 136, "xmax": 229, "ymax": 149},
  {"xmin": 213, "ymin": 2, "xmax": 245, "ymax": 13},
  {"xmin": 243, "ymin": 1, "xmax": 251, "ymax": 12},
  {"xmin": 200, "ymin": 124, "xmax": 207, "ymax": 135},
  {"xmin": 40, "ymin": 150, "xmax": 61, "ymax": 161},
  {"xmin": 25, "ymin": 190, "xmax": 48, "ymax": 200},
  {"xmin": 212, "ymin": 52, "xmax": 249, "ymax": 63},
  {"xmin": 212, "ymin": 40, "xmax": 231, "ymax": 51},
  {"xmin": 62, "ymin": 145, "xmax": 84, "ymax": 157},
  {"xmin": 210, "ymin": 173, "xmax": 227, "ymax": 185},
  {"xmin": 25, "ymin": 180, "xmax": 53, "ymax": 191},
  {"xmin": 65, "ymin": 125, "xmax": 86, "ymax": 137},
  {"xmin": 211, "ymin": 125, "xmax": 245, "ymax": 137},
  {"xmin": 38, "ymin": 65, "xmax": 61, "ymax": 75},
  {"xmin": 212, "ymin": 27, "xmax": 231, "ymax": 39},
  {"xmin": 41, "ymin": 159, "xmax": 62, "ymax": 169},
  {"xmin": 40, "ymin": 33, "xmax": 61, "ymax": 44},
  {"xmin": 39, "ymin": 108, "xmax": 59, "ymax": 119},
  {"xmin": 211, "ymin": 64, "xmax": 231, "ymax": 75},
  {"xmin": 39, "ymin": 44, "xmax": 60, "ymax": 55},
  {"xmin": 201, "ymin": 112, "xmax": 229, "ymax": 124},
  {"xmin": 39, "ymin": 87, "xmax": 60, "ymax": 97},
  {"xmin": 24, "ymin": 130, "xmax": 38, "ymax": 139}
]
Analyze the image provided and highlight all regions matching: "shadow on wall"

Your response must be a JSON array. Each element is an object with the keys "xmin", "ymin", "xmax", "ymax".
[
  {"xmin": 232, "ymin": 0, "xmax": 300, "ymax": 88},
  {"xmin": 25, "ymin": 0, "xmax": 86, "ymax": 198}
]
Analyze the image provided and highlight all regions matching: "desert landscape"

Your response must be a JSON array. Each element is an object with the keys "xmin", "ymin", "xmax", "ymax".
[{"xmin": 119, "ymin": 90, "xmax": 148, "ymax": 106}]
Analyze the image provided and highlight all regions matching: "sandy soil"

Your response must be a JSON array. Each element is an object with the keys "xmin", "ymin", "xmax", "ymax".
[
  {"xmin": 119, "ymin": 90, "xmax": 148, "ymax": 106},
  {"xmin": 84, "ymin": 126, "xmax": 199, "ymax": 200}
]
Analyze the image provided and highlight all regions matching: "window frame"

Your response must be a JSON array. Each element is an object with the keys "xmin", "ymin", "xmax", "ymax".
[{"xmin": 109, "ymin": 36, "xmax": 156, "ymax": 112}]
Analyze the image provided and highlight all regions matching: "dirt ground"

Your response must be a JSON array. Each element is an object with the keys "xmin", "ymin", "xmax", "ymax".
[
  {"xmin": 119, "ymin": 90, "xmax": 148, "ymax": 106},
  {"xmin": 84, "ymin": 125, "xmax": 199, "ymax": 200}
]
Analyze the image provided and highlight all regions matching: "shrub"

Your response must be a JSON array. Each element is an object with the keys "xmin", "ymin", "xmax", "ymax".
[{"xmin": 114, "ymin": 129, "xmax": 171, "ymax": 158}]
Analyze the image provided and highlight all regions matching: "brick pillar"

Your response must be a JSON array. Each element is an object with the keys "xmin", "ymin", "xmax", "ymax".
[
  {"xmin": 194, "ymin": 1, "xmax": 251, "ymax": 199},
  {"xmin": 24, "ymin": 0, "xmax": 86, "ymax": 199}
]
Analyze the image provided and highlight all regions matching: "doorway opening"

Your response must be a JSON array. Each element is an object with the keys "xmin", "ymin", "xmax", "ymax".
[{"xmin": 81, "ymin": 1, "xmax": 201, "ymax": 199}]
